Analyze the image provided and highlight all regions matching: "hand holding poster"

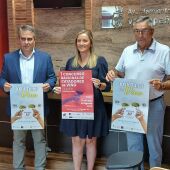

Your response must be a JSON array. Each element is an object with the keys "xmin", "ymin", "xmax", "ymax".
[
  {"xmin": 111, "ymin": 78, "xmax": 149, "ymax": 134},
  {"xmin": 60, "ymin": 70, "xmax": 94, "ymax": 119},
  {"xmin": 10, "ymin": 84, "xmax": 44, "ymax": 129}
]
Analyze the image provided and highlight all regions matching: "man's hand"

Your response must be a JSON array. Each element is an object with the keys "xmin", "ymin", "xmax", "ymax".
[
  {"xmin": 149, "ymin": 79, "xmax": 162, "ymax": 91},
  {"xmin": 4, "ymin": 82, "xmax": 11, "ymax": 92},
  {"xmin": 106, "ymin": 70, "xmax": 117, "ymax": 82},
  {"xmin": 42, "ymin": 83, "xmax": 50, "ymax": 92}
]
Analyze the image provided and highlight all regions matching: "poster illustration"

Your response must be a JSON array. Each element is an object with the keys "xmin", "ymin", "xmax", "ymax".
[
  {"xmin": 111, "ymin": 78, "xmax": 149, "ymax": 134},
  {"xmin": 101, "ymin": 6, "xmax": 123, "ymax": 28},
  {"xmin": 10, "ymin": 84, "xmax": 44, "ymax": 130},
  {"xmin": 60, "ymin": 70, "xmax": 94, "ymax": 119}
]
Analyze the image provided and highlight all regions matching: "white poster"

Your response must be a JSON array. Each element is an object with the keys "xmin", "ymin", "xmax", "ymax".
[
  {"xmin": 111, "ymin": 78, "xmax": 149, "ymax": 134},
  {"xmin": 10, "ymin": 84, "xmax": 44, "ymax": 130}
]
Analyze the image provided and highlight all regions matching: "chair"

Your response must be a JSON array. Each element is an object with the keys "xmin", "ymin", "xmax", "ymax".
[
  {"xmin": 105, "ymin": 151, "xmax": 143, "ymax": 170},
  {"xmin": 150, "ymin": 167, "xmax": 169, "ymax": 170}
]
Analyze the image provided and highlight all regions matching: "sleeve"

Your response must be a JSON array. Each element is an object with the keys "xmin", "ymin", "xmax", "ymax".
[
  {"xmin": 115, "ymin": 49, "xmax": 126, "ymax": 73},
  {"xmin": 0, "ymin": 55, "xmax": 9, "ymax": 91},
  {"xmin": 164, "ymin": 48, "xmax": 170, "ymax": 75},
  {"xmin": 98, "ymin": 57, "xmax": 111, "ymax": 92}
]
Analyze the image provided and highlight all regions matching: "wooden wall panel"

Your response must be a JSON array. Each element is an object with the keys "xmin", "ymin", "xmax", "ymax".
[
  {"xmin": 34, "ymin": 8, "xmax": 85, "ymax": 74},
  {"xmin": 0, "ymin": 0, "xmax": 9, "ymax": 96},
  {"xmin": 7, "ymin": 0, "xmax": 34, "ymax": 51}
]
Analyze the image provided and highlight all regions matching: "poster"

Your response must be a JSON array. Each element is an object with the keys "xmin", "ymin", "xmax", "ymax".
[
  {"xmin": 10, "ymin": 84, "xmax": 44, "ymax": 130},
  {"xmin": 111, "ymin": 78, "xmax": 149, "ymax": 134},
  {"xmin": 60, "ymin": 70, "xmax": 94, "ymax": 119}
]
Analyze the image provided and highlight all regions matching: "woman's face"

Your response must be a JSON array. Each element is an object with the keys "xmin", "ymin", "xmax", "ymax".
[{"xmin": 76, "ymin": 33, "xmax": 91, "ymax": 54}]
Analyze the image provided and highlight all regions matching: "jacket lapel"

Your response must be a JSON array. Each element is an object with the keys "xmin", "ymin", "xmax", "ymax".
[
  {"xmin": 33, "ymin": 51, "xmax": 40, "ymax": 82},
  {"xmin": 15, "ymin": 51, "xmax": 22, "ymax": 82}
]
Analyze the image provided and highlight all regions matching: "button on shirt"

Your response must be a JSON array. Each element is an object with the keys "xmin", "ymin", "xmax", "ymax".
[
  {"xmin": 115, "ymin": 39, "xmax": 170, "ymax": 100},
  {"xmin": 19, "ymin": 49, "xmax": 35, "ymax": 84}
]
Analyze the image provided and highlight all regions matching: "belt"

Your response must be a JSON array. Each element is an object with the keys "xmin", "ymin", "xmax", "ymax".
[{"xmin": 150, "ymin": 95, "xmax": 163, "ymax": 102}]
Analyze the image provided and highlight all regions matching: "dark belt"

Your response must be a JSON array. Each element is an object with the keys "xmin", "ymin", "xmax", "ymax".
[{"xmin": 150, "ymin": 95, "xmax": 163, "ymax": 102}]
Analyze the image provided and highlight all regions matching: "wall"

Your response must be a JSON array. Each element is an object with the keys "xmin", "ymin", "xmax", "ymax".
[
  {"xmin": 6, "ymin": 0, "xmax": 170, "ymax": 70},
  {"xmin": 34, "ymin": 8, "xmax": 85, "ymax": 72},
  {"xmin": 7, "ymin": 0, "xmax": 34, "ymax": 51},
  {"xmin": 35, "ymin": 0, "xmax": 170, "ymax": 70},
  {"xmin": 92, "ymin": 0, "xmax": 170, "ymax": 68}
]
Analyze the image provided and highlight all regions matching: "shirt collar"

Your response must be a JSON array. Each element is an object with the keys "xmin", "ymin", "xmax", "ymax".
[
  {"xmin": 19, "ymin": 49, "xmax": 35, "ymax": 60},
  {"xmin": 133, "ymin": 39, "xmax": 156, "ymax": 53}
]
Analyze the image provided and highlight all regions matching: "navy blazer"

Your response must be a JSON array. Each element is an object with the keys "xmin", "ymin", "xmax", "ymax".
[{"xmin": 0, "ymin": 49, "xmax": 57, "ymax": 116}]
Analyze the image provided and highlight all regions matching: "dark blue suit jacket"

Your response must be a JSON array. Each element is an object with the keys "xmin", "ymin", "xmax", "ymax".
[{"xmin": 0, "ymin": 49, "xmax": 57, "ymax": 116}]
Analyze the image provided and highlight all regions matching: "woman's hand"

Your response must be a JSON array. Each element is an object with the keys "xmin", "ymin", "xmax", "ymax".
[
  {"xmin": 53, "ymin": 86, "xmax": 61, "ymax": 94},
  {"xmin": 92, "ymin": 78, "xmax": 101, "ymax": 88}
]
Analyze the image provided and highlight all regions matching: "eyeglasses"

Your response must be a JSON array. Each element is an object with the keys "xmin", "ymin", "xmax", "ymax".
[
  {"xmin": 20, "ymin": 37, "xmax": 34, "ymax": 42},
  {"xmin": 133, "ymin": 29, "xmax": 152, "ymax": 34}
]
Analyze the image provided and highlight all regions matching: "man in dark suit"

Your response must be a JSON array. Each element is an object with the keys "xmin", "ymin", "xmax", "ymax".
[{"xmin": 0, "ymin": 25, "xmax": 57, "ymax": 170}]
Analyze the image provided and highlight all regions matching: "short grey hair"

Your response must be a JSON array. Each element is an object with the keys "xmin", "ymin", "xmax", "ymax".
[
  {"xmin": 17, "ymin": 25, "xmax": 36, "ymax": 38},
  {"xmin": 133, "ymin": 16, "xmax": 154, "ymax": 28}
]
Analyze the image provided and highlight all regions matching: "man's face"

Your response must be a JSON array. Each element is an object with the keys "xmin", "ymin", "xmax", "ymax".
[
  {"xmin": 133, "ymin": 21, "xmax": 154, "ymax": 51},
  {"xmin": 19, "ymin": 30, "xmax": 35, "ymax": 56}
]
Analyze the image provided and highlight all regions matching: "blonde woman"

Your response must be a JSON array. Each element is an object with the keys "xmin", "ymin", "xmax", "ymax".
[{"xmin": 54, "ymin": 29, "xmax": 111, "ymax": 170}]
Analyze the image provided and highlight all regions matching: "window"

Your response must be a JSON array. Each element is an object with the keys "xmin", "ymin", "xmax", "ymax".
[{"xmin": 33, "ymin": 0, "xmax": 82, "ymax": 8}]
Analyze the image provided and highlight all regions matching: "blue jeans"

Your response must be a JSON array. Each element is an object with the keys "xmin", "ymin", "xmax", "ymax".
[
  {"xmin": 126, "ymin": 97, "xmax": 165, "ymax": 170},
  {"xmin": 13, "ymin": 129, "xmax": 47, "ymax": 170}
]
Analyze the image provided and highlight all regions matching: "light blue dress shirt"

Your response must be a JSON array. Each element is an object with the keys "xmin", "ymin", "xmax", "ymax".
[
  {"xmin": 115, "ymin": 39, "xmax": 170, "ymax": 99},
  {"xmin": 19, "ymin": 49, "xmax": 35, "ymax": 84}
]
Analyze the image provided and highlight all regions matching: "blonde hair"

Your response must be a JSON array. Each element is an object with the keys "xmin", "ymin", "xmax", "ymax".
[{"xmin": 72, "ymin": 29, "xmax": 97, "ymax": 68}]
